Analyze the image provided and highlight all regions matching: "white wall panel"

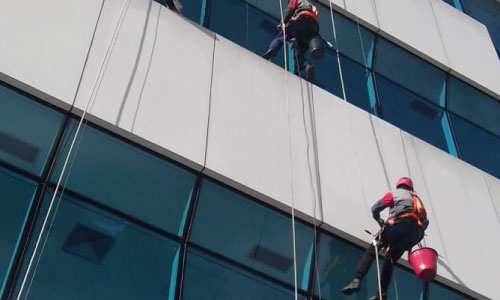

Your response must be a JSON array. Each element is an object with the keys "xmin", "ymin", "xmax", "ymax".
[
  {"xmin": 314, "ymin": 95, "xmax": 384, "ymax": 244},
  {"xmin": 0, "ymin": 0, "xmax": 103, "ymax": 107},
  {"xmin": 287, "ymin": 79, "xmax": 326, "ymax": 223},
  {"xmin": 432, "ymin": 0, "xmax": 500, "ymax": 98},
  {"xmin": 344, "ymin": 0, "xmax": 379, "ymax": 29},
  {"xmin": 73, "ymin": 1, "xmax": 214, "ymax": 169},
  {"xmin": 485, "ymin": 173, "xmax": 500, "ymax": 227},
  {"xmin": 204, "ymin": 35, "xmax": 294, "ymax": 214},
  {"xmin": 411, "ymin": 137, "xmax": 500, "ymax": 299},
  {"xmin": 374, "ymin": 0, "xmax": 449, "ymax": 69}
]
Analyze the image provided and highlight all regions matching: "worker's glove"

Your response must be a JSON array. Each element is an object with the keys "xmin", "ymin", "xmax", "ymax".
[
  {"xmin": 377, "ymin": 218, "xmax": 385, "ymax": 228},
  {"xmin": 276, "ymin": 23, "xmax": 284, "ymax": 32}
]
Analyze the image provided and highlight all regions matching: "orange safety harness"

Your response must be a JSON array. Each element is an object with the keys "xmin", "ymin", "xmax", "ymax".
[
  {"xmin": 387, "ymin": 193, "xmax": 427, "ymax": 227},
  {"xmin": 290, "ymin": 5, "xmax": 319, "ymax": 21}
]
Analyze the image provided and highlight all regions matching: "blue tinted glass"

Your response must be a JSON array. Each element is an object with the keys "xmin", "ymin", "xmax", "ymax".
[
  {"xmin": 180, "ymin": 0, "xmax": 204, "ymax": 24},
  {"xmin": 15, "ymin": 191, "xmax": 180, "ymax": 300},
  {"xmin": 183, "ymin": 249, "xmax": 305, "ymax": 300},
  {"xmin": 386, "ymin": 267, "xmax": 421, "ymax": 299},
  {"xmin": 307, "ymin": 49, "xmax": 343, "ymax": 98},
  {"xmin": 313, "ymin": 233, "xmax": 378, "ymax": 299},
  {"xmin": 50, "ymin": 120, "xmax": 196, "ymax": 236},
  {"xmin": 429, "ymin": 282, "xmax": 475, "ymax": 299},
  {"xmin": 0, "ymin": 84, "xmax": 64, "ymax": 175},
  {"xmin": 448, "ymin": 76, "xmax": 500, "ymax": 136},
  {"xmin": 333, "ymin": 12, "xmax": 375, "ymax": 67},
  {"xmin": 450, "ymin": 114, "xmax": 500, "ymax": 178},
  {"xmin": 243, "ymin": 0, "xmax": 286, "ymax": 20},
  {"xmin": 462, "ymin": 0, "xmax": 500, "ymax": 52},
  {"xmin": 189, "ymin": 179, "xmax": 314, "ymax": 290},
  {"xmin": 441, "ymin": 0, "xmax": 464, "ymax": 11},
  {"xmin": 341, "ymin": 56, "xmax": 377, "ymax": 114},
  {"xmin": 208, "ymin": 0, "xmax": 285, "ymax": 68},
  {"xmin": 375, "ymin": 38, "xmax": 446, "ymax": 106},
  {"xmin": 376, "ymin": 76, "xmax": 454, "ymax": 153},
  {"xmin": 0, "ymin": 168, "xmax": 37, "ymax": 294}
]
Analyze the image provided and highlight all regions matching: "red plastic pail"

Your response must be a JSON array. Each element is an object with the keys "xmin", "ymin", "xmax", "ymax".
[{"xmin": 408, "ymin": 247, "xmax": 438, "ymax": 282}]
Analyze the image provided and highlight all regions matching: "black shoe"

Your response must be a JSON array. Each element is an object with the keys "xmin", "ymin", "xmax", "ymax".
[
  {"xmin": 305, "ymin": 64, "xmax": 314, "ymax": 82},
  {"xmin": 368, "ymin": 292, "xmax": 387, "ymax": 300},
  {"xmin": 262, "ymin": 49, "xmax": 276, "ymax": 60},
  {"xmin": 341, "ymin": 278, "xmax": 360, "ymax": 295}
]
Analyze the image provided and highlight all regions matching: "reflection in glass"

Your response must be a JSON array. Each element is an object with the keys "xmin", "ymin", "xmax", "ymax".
[
  {"xmin": 207, "ymin": 0, "xmax": 286, "ymax": 68},
  {"xmin": 189, "ymin": 179, "xmax": 314, "ymax": 290},
  {"xmin": 183, "ymin": 249, "xmax": 305, "ymax": 300},
  {"xmin": 51, "ymin": 120, "xmax": 196, "ymax": 236},
  {"xmin": 376, "ymin": 76, "xmax": 455, "ymax": 154},
  {"xmin": 0, "ymin": 168, "xmax": 37, "ymax": 294},
  {"xmin": 16, "ymin": 191, "xmax": 180, "ymax": 300},
  {"xmin": 0, "ymin": 84, "xmax": 64, "ymax": 175},
  {"xmin": 450, "ymin": 114, "xmax": 500, "ymax": 179},
  {"xmin": 375, "ymin": 38, "xmax": 446, "ymax": 106},
  {"xmin": 448, "ymin": 76, "xmax": 500, "ymax": 137}
]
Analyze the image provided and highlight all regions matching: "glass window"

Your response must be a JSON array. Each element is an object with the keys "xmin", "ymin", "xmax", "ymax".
[
  {"xmin": 307, "ymin": 49, "xmax": 343, "ymax": 98},
  {"xmin": 0, "ymin": 84, "xmax": 64, "ymax": 176},
  {"xmin": 189, "ymin": 179, "xmax": 314, "ymax": 290},
  {"xmin": 207, "ymin": 0, "xmax": 286, "ymax": 68},
  {"xmin": 15, "ymin": 191, "xmax": 180, "ymax": 300},
  {"xmin": 313, "ymin": 232, "xmax": 378, "ymax": 299},
  {"xmin": 462, "ymin": 0, "xmax": 500, "ymax": 54},
  {"xmin": 330, "ymin": 11, "xmax": 375, "ymax": 67},
  {"xmin": 180, "ymin": 0, "xmax": 204, "ymax": 24},
  {"xmin": 441, "ymin": 0, "xmax": 464, "ymax": 11},
  {"xmin": 376, "ymin": 76, "xmax": 457, "ymax": 154},
  {"xmin": 341, "ymin": 56, "xmax": 377, "ymax": 114},
  {"xmin": 386, "ymin": 267, "xmax": 421, "ymax": 299},
  {"xmin": 448, "ymin": 76, "xmax": 500, "ymax": 137},
  {"xmin": 450, "ymin": 114, "xmax": 500, "ymax": 179},
  {"xmin": 375, "ymin": 38, "xmax": 446, "ymax": 106},
  {"xmin": 182, "ymin": 249, "xmax": 305, "ymax": 300},
  {"xmin": 0, "ymin": 168, "xmax": 37, "ymax": 295},
  {"xmin": 428, "ymin": 281, "xmax": 475, "ymax": 299},
  {"xmin": 50, "ymin": 120, "xmax": 197, "ymax": 236}
]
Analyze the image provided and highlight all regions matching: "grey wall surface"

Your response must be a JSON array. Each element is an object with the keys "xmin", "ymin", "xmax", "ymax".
[
  {"xmin": 1, "ymin": 0, "xmax": 499, "ymax": 299},
  {"xmin": 0, "ymin": 0, "xmax": 103, "ymax": 108}
]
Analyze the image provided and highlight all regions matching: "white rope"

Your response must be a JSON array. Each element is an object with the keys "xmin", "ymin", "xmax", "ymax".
[
  {"xmin": 328, "ymin": 1, "xmax": 347, "ymax": 101},
  {"xmin": 373, "ymin": 238, "xmax": 383, "ymax": 300},
  {"xmin": 294, "ymin": 49, "xmax": 322, "ymax": 300},
  {"xmin": 16, "ymin": 0, "xmax": 131, "ymax": 298},
  {"xmin": 277, "ymin": 1, "xmax": 298, "ymax": 299}
]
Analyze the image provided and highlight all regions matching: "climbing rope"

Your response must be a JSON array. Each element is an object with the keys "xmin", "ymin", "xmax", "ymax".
[
  {"xmin": 277, "ymin": 1, "xmax": 299, "ymax": 299},
  {"xmin": 16, "ymin": 0, "xmax": 130, "ymax": 299},
  {"xmin": 293, "ymin": 48, "xmax": 322, "ymax": 300},
  {"xmin": 328, "ymin": 0, "xmax": 347, "ymax": 101}
]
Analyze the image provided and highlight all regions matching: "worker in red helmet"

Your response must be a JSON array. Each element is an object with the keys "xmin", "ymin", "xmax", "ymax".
[
  {"xmin": 262, "ymin": 0, "xmax": 320, "ymax": 81},
  {"xmin": 341, "ymin": 177, "xmax": 429, "ymax": 300}
]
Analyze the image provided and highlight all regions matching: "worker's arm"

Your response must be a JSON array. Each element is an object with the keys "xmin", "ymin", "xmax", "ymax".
[
  {"xmin": 371, "ymin": 192, "xmax": 393, "ymax": 221},
  {"xmin": 283, "ymin": 0, "xmax": 298, "ymax": 23}
]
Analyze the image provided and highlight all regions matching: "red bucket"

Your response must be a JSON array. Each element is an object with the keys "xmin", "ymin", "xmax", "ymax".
[{"xmin": 408, "ymin": 247, "xmax": 438, "ymax": 282}]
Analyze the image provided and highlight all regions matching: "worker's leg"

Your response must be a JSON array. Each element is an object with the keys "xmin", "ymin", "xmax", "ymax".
[
  {"xmin": 380, "ymin": 246, "xmax": 405, "ymax": 291},
  {"xmin": 342, "ymin": 243, "xmax": 378, "ymax": 295},
  {"xmin": 263, "ymin": 32, "xmax": 285, "ymax": 59}
]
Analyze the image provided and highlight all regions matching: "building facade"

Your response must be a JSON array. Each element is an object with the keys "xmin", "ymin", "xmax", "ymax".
[{"xmin": 0, "ymin": 0, "xmax": 499, "ymax": 299}]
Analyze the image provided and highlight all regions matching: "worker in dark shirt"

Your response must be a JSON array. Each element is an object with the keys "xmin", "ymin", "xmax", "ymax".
[
  {"xmin": 342, "ymin": 177, "xmax": 429, "ymax": 300},
  {"xmin": 262, "ymin": 0, "xmax": 320, "ymax": 81}
]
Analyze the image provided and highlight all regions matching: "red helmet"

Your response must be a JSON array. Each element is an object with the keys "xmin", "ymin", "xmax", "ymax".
[{"xmin": 396, "ymin": 177, "xmax": 413, "ymax": 190}]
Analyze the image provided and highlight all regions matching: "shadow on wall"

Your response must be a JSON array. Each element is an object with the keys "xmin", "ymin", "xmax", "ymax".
[{"xmin": 437, "ymin": 256, "xmax": 467, "ymax": 287}]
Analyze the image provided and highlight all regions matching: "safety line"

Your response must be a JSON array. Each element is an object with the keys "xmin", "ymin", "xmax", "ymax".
[
  {"xmin": 16, "ymin": 1, "xmax": 131, "ymax": 298},
  {"xmin": 328, "ymin": 1, "xmax": 347, "ymax": 101},
  {"xmin": 294, "ymin": 49, "xmax": 322, "ymax": 300},
  {"xmin": 277, "ymin": 1, "xmax": 298, "ymax": 299}
]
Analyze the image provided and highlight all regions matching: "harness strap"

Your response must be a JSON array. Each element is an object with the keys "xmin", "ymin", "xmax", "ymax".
[{"xmin": 291, "ymin": 5, "xmax": 319, "ymax": 21}]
